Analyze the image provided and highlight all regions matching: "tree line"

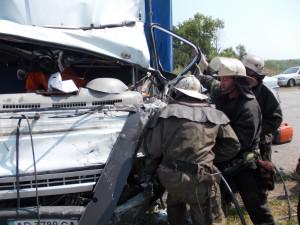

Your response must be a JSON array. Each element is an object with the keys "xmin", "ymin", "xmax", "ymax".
[{"xmin": 173, "ymin": 13, "xmax": 299, "ymax": 76}]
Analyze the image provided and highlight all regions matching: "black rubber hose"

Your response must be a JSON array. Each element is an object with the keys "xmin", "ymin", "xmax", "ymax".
[
  {"xmin": 273, "ymin": 165, "xmax": 292, "ymax": 223},
  {"xmin": 15, "ymin": 115, "xmax": 41, "ymax": 223},
  {"xmin": 16, "ymin": 118, "xmax": 22, "ymax": 217},
  {"xmin": 220, "ymin": 174, "xmax": 247, "ymax": 225},
  {"xmin": 23, "ymin": 114, "xmax": 41, "ymax": 222}
]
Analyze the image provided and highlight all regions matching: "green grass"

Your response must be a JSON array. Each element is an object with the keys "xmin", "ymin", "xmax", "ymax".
[
  {"xmin": 142, "ymin": 180, "xmax": 299, "ymax": 224},
  {"xmin": 225, "ymin": 193, "xmax": 298, "ymax": 225}
]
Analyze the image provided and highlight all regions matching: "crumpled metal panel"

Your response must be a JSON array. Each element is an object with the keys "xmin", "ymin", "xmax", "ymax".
[
  {"xmin": 0, "ymin": 20, "xmax": 150, "ymax": 68},
  {"xmin": 79, "ymin": 110, "xmax": 149, "ymax": 225},
  {"xmin": 0, "ymin": 0, "xmax": 145, "ymax": 26},
  {"xmin": 0, "ymin": 0, "xmax": 149, "ymax": 68},
  {"xmin": 0, "ymin": 110, "xmax": 129, "ymax": 176}
]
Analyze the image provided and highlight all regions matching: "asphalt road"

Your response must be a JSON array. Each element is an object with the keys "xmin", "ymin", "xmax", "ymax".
[{"xmin": 272, "ymin": 86, "xmax": 300, "ymax": 173}]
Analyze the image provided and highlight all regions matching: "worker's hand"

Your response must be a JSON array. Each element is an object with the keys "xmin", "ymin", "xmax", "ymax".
[
  {"xmin": 296, "ymin": 158, "xmax": 300, "ymax": 175},
  {"xmin": 140, "ymin": 174, "xmax": 154, "ymax": 194},
  {"xmin": 199, "ymin": 53, "xmax": 209, "ymax": 70}
]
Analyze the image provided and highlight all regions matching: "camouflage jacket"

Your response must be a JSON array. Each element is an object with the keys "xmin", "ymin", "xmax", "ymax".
[{"xmin": 143, "ymin": 101, "xmax": 240, "ymax": 176}]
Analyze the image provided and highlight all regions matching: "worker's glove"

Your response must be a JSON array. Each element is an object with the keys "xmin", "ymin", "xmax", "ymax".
[
  {"xmin": 296, "ymin": 158, "xmax": 300, "ymax": 175},
  {"xmin": 200, "ymin": 53, "xmax": 209, "ymax": 69},
  {"xmin": 257, "ymin": 159, "xmax": 276, "ymax": 190},
  {"xmin": 140, "ymin": 174, "xmax": 154, "ymax": 194},
  {"xmin": 196, "ymin": 53, "xmax": 209, "ymax": 76},
  {"xmin": 152, "ymin": 175, "xmax": 165, "ymax": 199}
]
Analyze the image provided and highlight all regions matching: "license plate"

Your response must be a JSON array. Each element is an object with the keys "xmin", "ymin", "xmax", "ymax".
[{"xmin": 7, "ymin": 219, "xmax": 78, "ymax": 225}]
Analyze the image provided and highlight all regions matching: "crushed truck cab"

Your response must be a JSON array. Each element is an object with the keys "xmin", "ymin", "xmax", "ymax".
[{"xmin": 0, "ymin": 0, "xmax": 201, "ymax": 224}]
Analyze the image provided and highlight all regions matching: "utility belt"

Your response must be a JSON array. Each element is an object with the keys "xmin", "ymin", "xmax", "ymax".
[
  {"xmin": 219, "ymin": 149, "xmax": 276, "ymax": 190},
  {"xmin": 161, "ymin": 158, "xmax": 212, "ymax": 176},
  {"xmin": 218, "ymin": 149, "xmax": 260, "ymax": 177}
]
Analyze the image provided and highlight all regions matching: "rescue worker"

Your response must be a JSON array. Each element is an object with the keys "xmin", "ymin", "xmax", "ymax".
[
  {"xmin": 242, "ymin": 54, "xmax": 282, "ymax": 161},
  {"xmin": 143, "ymin": 74, "xmax": 240, "ymax": 225},
  {"xmin": 197, "ymin": 57, "xmax": 275, "ymax": 225}
]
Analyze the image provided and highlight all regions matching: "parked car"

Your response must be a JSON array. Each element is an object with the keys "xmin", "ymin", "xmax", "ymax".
[
  {"xmin": 275, "ymin": 66, "xmax": 300, "ymax": 87},
  {"xmin": 263, "ymin": 76, "xmax": 280, "ymax": 101}
]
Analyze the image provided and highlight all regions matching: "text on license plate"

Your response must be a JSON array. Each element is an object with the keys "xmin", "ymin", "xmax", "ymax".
[{"xmin": 8, "ymin": 219, "xmax": 78, "ymax": 225}]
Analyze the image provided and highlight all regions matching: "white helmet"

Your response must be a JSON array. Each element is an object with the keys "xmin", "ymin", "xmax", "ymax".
[
  {"xmin": 209, "ymin": 57, "xmax": 256, "ymax": 86},
  {"xmin": 242, "ymin": 54, "xmax": 264, "ymax": 76},
  {"xmin": 174, "ymin": 74, "xmax": 208, "ymax": 100}
]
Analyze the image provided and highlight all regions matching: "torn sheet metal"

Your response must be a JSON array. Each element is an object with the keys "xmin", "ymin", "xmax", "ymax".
[
  {"xmin": 0, "ymin": 0, "xmax": 149, "ymax": 68},
  {"xmin": 79, "ymin": 110, "xmax": 149, "ymax": 225}
]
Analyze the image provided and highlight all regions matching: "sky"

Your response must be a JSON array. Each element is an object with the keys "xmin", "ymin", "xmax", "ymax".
[{"xmin": 173, "ymin": 0, "xmax": 300, "ymax": 60}]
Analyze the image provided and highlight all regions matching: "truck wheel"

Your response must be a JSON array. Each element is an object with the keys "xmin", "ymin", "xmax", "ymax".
[{"xmin": 287, "ymin": 79, "xmax": 296, "ymax": 87}]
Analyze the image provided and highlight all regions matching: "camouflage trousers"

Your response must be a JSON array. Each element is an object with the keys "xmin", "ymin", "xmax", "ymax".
[{"xmin": 158, "ymin": 167, "xmax": 225, "ymax": 225}]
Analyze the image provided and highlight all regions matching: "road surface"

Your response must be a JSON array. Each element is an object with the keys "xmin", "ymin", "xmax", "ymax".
[{"xmin": 272, "ymin": 86, "xmax": 300, "ymax": 173}]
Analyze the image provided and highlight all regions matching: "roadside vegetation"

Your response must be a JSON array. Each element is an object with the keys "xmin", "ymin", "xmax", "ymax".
[
  {"xmin": 172, "ymin": 13, "xmax": 299, "ymax": 76},
  {"xmin": 143, "ymin": 179, "xmax": 299, "ymax": 225},
  {"xmin": 226, "ymin": 181, "xmax": 299, "ymax": 224},
  {"xmin": 265, "ymin": 59, "xmax": 300, "ymax": 76}
]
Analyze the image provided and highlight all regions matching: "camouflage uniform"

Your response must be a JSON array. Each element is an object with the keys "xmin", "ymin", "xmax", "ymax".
[{"xmin": 144, "ymin": 100, "xmax": 240, "ymax": 225}]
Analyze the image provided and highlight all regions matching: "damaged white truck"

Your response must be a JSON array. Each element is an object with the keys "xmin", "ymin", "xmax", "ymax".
[{"xmin": 0, "ymin": 0, "xmax": 202, "ymax": 224}]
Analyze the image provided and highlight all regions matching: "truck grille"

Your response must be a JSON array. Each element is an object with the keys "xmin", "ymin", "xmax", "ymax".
[
  {"xmin": 0, "ymin": 168, "xmax": 101, "ymax": 198},
  {"xmin": 52, "ymin": 102, "xmax": 87, "ymax": 108},
  {"xmin": 2, "ymin": 103, "xmax": 41, "ymax": 109}
]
